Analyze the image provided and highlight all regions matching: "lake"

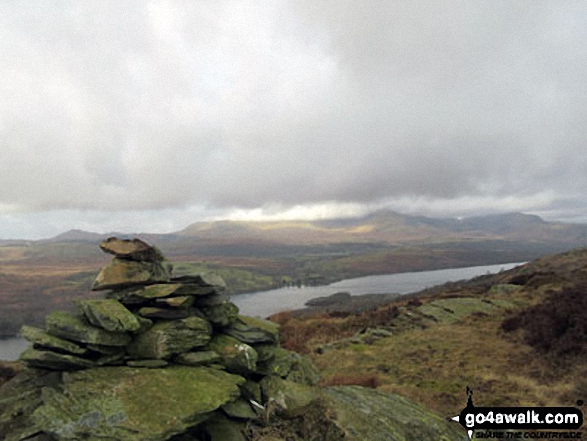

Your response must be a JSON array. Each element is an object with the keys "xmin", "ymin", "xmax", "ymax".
[
  {"xmin": 0, "ymin": 337, "xmax": 30, "ymax": 362},
  {"xmin": 0, "ymin": 261, "xmax": 522, "ymax": 361},
  {"xmin": 232, "ymin": 262, "xmax": 523, "ymax": 317}
]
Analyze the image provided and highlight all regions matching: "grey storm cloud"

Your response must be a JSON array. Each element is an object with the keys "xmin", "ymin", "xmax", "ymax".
[{"xmin": 1, "ymin": 0, "xmax": 586, "ymax": 222}]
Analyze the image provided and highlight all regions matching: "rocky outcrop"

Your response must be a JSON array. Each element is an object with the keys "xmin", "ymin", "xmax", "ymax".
[
  {"xmin": 323, "ymin": 386, "xmax": 468, "ymax": 441},
  {"xmin": 0, "ymin": 237, "xmax": 465, "ymax": 441},
  {"xmin": 0, "ymin": 238, "xmax": 320, "ymax": 441}
]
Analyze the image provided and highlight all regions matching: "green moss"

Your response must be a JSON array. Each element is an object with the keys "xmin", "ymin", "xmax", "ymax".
[
  {"xmin": 260, "ymin": 376, "xmax": 319, "ymax": 419},
  {"xmin": 77, "ymin": 299, "xmax": 141, "ymax": 332},
  {"xmin": 20, "ymin": 347, "xmax": 96, "ymax": 370},
  {"xmin": 488, "ymin": 284, "xmax": 520, "ymax": 295},
  {"xmin": 416, "ymin": 297, "xmax": 497, "ymax": 324},
  {"xmin": 323, "ymin": 386, "xmax": 468, "ymax": 441},
  {"xmin": 207, "ymin": 334, "xmax": 258, "ymax": 374},
  {"xmin": 201, "ymin": 302, "xmax": 239, "ymax": 327},
  {"xmin": 20, "ymin": 325, "xmax": 87, "ymax": 355},
  {"xmin": 32, "ymin": 366, "xmax": 245, "ymax": 441},
  {"xmin": 348, "ymin": 344, "xmax": 371, "ymax": 353},
  {"xmin": 122, "ymin": 283, "xmax": 184, "ymax": 299},
  {"xmin": 225, "ymin": 316, "xmax": 280, "ymax": 344},
  {"xmin": 45, "ymin": 311, "xmax": 131, "ymax": 346},
  {"xmin": 126, "ymin": 316, "xmax": 211, "ymax": 359}
]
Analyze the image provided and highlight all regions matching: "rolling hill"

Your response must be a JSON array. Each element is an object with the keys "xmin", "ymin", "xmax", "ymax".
[{"xmin": 1, "ymin": 210, "xmax": 586, "ymax": 337}]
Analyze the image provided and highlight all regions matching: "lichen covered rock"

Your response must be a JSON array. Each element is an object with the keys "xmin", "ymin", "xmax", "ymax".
[
  {"xmin": 225, "ymin": 316, "xmax": 279, "ymax": 344},
  {"xmin": 201, "ymin": 302, "xmax": 239, "ymax": 327},
  {"xmin": 207, "ymin": 334, "xmax": 258, "ymax": 375},
  {"xmin": 19, "ymin": 347, "xmax": 96, "ymax": 370},
  {"xmin": 322, "ymin": 386, "xmax": 468, "ymax": 441},
  {"xmin": 126, "ymin": 316, "xmax": 212, "ymax": 359},
  {"xmin": 260, "ymin": 376, "xmax": 319, "ymax": 419},
  {"xmin": 31, "ymin": 366, "xmax": 245, "ymax": 441},
  {"xmin": 45, "ymin": 311, "xmax": 131, "ymax": 347},
  {"xmin": 99, "ymin": 237, "xmax": 165, "ymax": 262},
  {"xmin": 0, "ymin": 369, "xmax": 62, "ymax": 441},
  {"xmin": 173, "ymin": 350, "xmax": 222, "ymax": 367},
  {"xmin": 256, "ymin": 346, "xmax": 320, "ymax": 385},
  {"xmin": 92, "ymin": 258, "xmax": 172, "ymax": 291},
  {"xmin": 20, "ymin": 325, "xmax": 87, "ymax": 356},
  {"xmin": 1, "ymin": 237, "xmax": 465, "ymax": 441},
  {"xmin": 78, "ymin": 299, "xmax": 142, "ymax": 332}
]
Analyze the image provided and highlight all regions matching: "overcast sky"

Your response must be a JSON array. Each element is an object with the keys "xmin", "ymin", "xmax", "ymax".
[{"xmin": 1, "ymin": 1, "xmax": 586, "ymax": 239}]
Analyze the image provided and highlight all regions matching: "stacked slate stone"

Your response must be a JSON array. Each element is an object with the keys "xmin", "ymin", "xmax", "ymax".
[{"xmin": 11, "ymin": 238, "xmax": 320, "ymax": 441}]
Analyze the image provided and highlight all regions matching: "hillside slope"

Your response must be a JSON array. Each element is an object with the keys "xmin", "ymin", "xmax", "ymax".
[{"xmin": 273, "ymin": 246, "xmax": 587, "ymax": 425}]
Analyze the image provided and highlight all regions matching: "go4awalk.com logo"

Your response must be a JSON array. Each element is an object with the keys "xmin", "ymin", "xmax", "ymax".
[{"xmin": 451, "ymin": 387, "xmax": 584, "ymax": 440}]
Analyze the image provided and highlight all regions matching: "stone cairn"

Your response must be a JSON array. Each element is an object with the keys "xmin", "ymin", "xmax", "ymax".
[{"xmin": 10, "ymin": 238, "xmax": 320, "ymax": 441}]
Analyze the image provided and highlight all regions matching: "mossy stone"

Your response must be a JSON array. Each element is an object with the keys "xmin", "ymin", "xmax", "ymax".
[
  {"xmin": 323, "ymin": 386, "xmax": 469, "ymax": 441},
  {"xmin": 45, "ymin": 311, "xmax": 131, "ymax": 347},
  {"xmin": 207, "ymin": 334, "xmax": 258, "ymax": 375},
  {"xmin": 225, "ymin": 315, "xmax": 279, "ymax": 344},
  {"xmin": 20, "ymin": 325, "xmax": 87, "ymax": 355},
  {"xmin": 78, "ymin": 299, "xmax": 141, "ymax": 332},
  {"xmin": 156, "ymin": 296, "xmax": 194, "ymax": 308},
  {"xmin": 201, "ymin": 302, "xmax": 239, "ymax": 327},
  {"xmin": 118, "ymin": 283, "xmax": 184, "ymax": 300},
  {"xmin": 99, "ymin": 237, "xmax": 164, "ymax": 262},
  {"xmin": 221, "ymin": 398, "xmax": 257, "ymax": 420},
  {"xmin": 285, "ymin": 354, "xmax": 321, "ymax": 386},
  {"xmin": 260, "ymin": 376, "xmax": 318, "ymax": 419},
  {"xmin": 0, "ymin": 369, "xmax": 62, "ymax": 441},
  {"xmin": 31, "ymin": 366, "xmax": 245, "ymax": 441},
  {"xmin": 172, "ymin": 273, "xmax": 227, "ymax": 289},
  {"xmin": 241, "ymin": 380, "xmax": 263, "ymax": 404},
  {"xmin": 254, "ymin": 346, "xmax": 319, "ymax": 385},
  {"xmin": 137, "ymin": 306, "xmax": 189, "ymax": 319},
  {"xmin": 19, "ymin": 347, "xmax": 95, "ymax": 370},
  {"xmin": 173, "ymin": 351, "xmax": 221, "ymax": 367},
  {"xmin": 91, "ymin": 258, "xmax": 171, "ymax": 291},
  {"xmin": 126, "ymin": 316, "xmax": 212, "ymax": 359},
  {"xmin": 253, "ymin": 343, "xmax": 280, "ymax": 362},
  {"xmin": 86, "ymin": 344, "xmax": 126, "ymax": 355}
]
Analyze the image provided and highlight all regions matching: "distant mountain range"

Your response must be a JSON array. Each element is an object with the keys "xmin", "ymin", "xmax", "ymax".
[{"xmin": 43, "ymin": 210, "xmax": 587, "ymax": 249}]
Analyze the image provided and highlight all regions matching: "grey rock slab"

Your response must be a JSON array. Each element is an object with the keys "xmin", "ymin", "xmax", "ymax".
[
  {"xmin": 156, "ymin": 296, "xmax": 195, "ymax": 308},
  {"xmin": 19, "ymin": 347, "xmax": 95, "ymax": 370},
  {"xmin": 171, "ymin": 273, "xmax": 226, "ymax": 289},
  {"xmin": 30, "ymin": 366, "xmax": 245, "ymax": 441},
  {"xmin": 45, "ymin": 311, "xmax": 131, "ymax": 347},
  {"xmin": 206, "ymin": 334, "xmax": 258, "ymax": 375},
  {"xmin": 173, "ymin": 351, "xmax": 221, "ymax": 367},
  {"xmin": 225, "ymin": 315, "xmax": 279, "ymax": 344},
  {"xmin": 99, "ymin": 237, "xmax": 165, "ymax": 262},
  {"xmin": 78, "ymin": 299, "xmax": 142, "ymax": 332},
  {"xmin": 221, "ymin": 398, "xmax": 257, "ymax": 420},
  {"xmin": 126, "ymin": 316, "xmax": 212, "ymax": 359},
  {"xmin": 91, "ymin": 258, "xmax": 171, "ymax": 291},
  {"xmin": 201, "ymin": 302, "xmax": 239, "ymax": 327},
  {"xmin": 137, "ymin": 306, "xmax": 189, "ymax": 320},
  {"xmin": 260, "ymin": 376, "xmax": 318, "ymax": 419},
  {"xmin": 323, "ymin": 386, "xmax": 469, "ymax": 441},
  {"xmin": 20, "ymin": 325, "xmax": 87, "ymax": 356}
]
